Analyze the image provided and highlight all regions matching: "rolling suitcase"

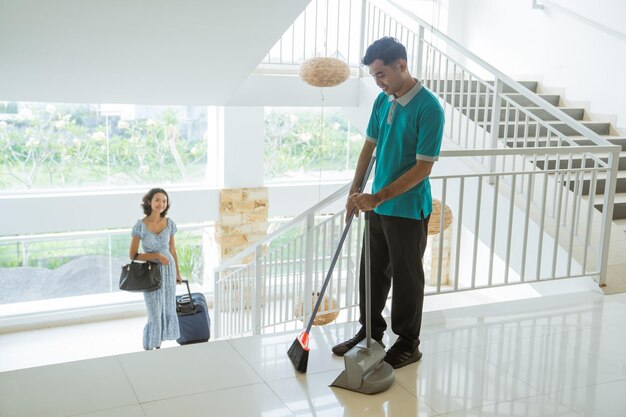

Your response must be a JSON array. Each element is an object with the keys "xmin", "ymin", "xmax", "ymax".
[{"xmin": 176, "ymin": 280, "xmax": 210, "ymax": 345}]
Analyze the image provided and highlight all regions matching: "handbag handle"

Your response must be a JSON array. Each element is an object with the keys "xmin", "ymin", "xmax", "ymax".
[
  {"xmin": 180, "ymin": 279, "xmax": 195, "ymax": 310},
  {"xmin": 126, "ymin": 253, "xmax": 140, "ymax": 271}
]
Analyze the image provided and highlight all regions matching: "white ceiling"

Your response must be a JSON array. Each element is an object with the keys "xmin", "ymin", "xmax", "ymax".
[{"xmin": 0, "ymin": 0, "xmax": 310, "ymax": 105}]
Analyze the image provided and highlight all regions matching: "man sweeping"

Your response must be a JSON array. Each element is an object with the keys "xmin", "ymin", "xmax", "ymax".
[{"xmin": 332, "ymin": 36, "xmax": 444, "ymax": 369}]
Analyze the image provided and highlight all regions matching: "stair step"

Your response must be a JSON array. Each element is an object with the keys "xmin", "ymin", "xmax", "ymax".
[
  {"xmin": 466, "ymin": 107, "xmax": 585, "ymax": 122},
  {"xmin": 613, "ymin": 218, "xmax": 626, "ymax": 229},
  {"xmin": 567, "ymin": 170, "xmax": 626, "ymax": 195},
  {"xmin": 534, "ymin": 151, "xmax": 626, "ymax": 171},
  {"xmin": 428, "ymin": 80, "xmax": 538, "ymax": 94},
  {"xmin": 440, "ymin": 92, "xmax": 561, "ymax": 108},
  {"xmin": 488, "ymin": 121, "xmax": 611, "ymax": 138},
  {"xmin": 504, "ymin": 136, "xmax": 626, "ymax": 151},
  {"xmin": 594, "ymin": 193, "xmax": 626, "ymax": 220}
]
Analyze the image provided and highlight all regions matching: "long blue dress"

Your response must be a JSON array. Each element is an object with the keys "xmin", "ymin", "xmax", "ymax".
[{"xmin": 131, "ymin": 218, "xmax": 180, "ymax": 349}]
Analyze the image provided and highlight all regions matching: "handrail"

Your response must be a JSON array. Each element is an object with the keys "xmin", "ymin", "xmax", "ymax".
[
  {"xmin": 440, "ymin": 145, "xmax": 618, "ymax": 159},
  {"xmin": 214, "ymin": 144, "xmax": 618, "ymax": 274},
  {"xmin": 372, "ymin": 0, "xmax": 614, "ymax": 149},
  {"xmin": 537, "ymin": 0, "xmax": 626, "ymax": 43}
]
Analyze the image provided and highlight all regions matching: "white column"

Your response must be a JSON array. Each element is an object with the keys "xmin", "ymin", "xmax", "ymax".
[{"xmin": 222, "ymin": 106, "xmax": 265, "ymax": 188}]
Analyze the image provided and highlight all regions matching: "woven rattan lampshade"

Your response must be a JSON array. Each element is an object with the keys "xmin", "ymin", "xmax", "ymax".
[
  {"xmin": 428, "ymin": 199, "xmax": 453, "ymax": 235},
  {"xmin": 294, "ymin": 292, "xmax": 339, "ymax": 326},
  {"xmin": 299, "ymin": 57, "xmax": 350, "ymax": 87}
]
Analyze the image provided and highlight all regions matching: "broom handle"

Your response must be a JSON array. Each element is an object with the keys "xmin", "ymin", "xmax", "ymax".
[
  {"xmin": 304, "ymin": 154, "xmax": 376, "ymax": 334},
  {"xmin": 364, "ymin": 210, "xmax": 371, "ymax": 349}
]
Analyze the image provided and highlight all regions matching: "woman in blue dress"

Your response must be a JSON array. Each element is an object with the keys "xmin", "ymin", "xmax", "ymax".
[{"xmin": 129, "ymin": 188, "xmax": 182, "ymax": 350}]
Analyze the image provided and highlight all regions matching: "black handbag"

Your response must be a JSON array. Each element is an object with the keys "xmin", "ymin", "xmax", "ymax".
[{"xmin": 119, "ymin": 255, "xmax": 162, "ymax": 292}]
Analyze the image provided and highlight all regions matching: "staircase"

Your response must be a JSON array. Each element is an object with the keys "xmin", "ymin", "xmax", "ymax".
[{"xmin": 437, "ymin": 80, "xmax": 626, "ymax": 220}]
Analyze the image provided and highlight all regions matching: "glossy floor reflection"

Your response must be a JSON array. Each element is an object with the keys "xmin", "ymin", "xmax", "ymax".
[{"xmin": 3, "ymin": 290, "xmax": 626, "ymax": 416}]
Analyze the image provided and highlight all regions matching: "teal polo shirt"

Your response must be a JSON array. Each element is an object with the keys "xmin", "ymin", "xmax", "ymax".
[{"xmin": 366, "ymin": 79, "xmax": 444, "ymax": 220}]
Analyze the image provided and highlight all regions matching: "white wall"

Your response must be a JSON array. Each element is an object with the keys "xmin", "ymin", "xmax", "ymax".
[
  {"xmin": 1, "ymin": 183, "xmax": 356, "ymax": 235},
  {"xmin": 0, "ymin": 0, "xmax": 309, "ymax": 105},
  {"xmin": 1, "ymin": 188, "xmax": 219, "ymax": 236},
  {"xmin": 447, "ymin": 0, "xmax": 626, "ymax": 130},
  {"xmin": 228, "ymin": 74, "xmax": 359, "ymax": 107}
]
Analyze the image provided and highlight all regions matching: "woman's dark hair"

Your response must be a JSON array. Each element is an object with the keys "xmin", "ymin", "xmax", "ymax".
[
  {"xmin": 141, "ymin": 188, "xmax": 170, "ymax": 217},
  {"xmin": 362, "ymin": 36, "xmax": 407, "ymax": 66}
]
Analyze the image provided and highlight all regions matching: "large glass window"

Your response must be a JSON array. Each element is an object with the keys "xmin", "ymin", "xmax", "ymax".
[
  {"xmin": 264, "ymin": 107, "xmax": 364, "ymax": 181},
  {"xmin": 0, "ymin": 102, "xmax": 211, "ymax": 191}
]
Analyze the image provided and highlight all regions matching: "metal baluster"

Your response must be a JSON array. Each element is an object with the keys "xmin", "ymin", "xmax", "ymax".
[
  {"xmin": 584, "ymin": 161, "xmax": 598, "ymax": 274},
  {"xmin": 437, "ymin": 178, "xmax": 448, "ymax": 293},
  {"xmin": 504, "ymin": 175, "xmax": 516, "ymax": 284},
  {"xmin": 562, "ymin": 153, "xmax": 574, "ymax": 227},
  {"xmin": 552, "ymin": 170, "xmax": 565, "ymax": 278},
  {"xmin": 567, "ymin": 167, "xmax": 581, "ymax": 276},
  {"xmin": 471, "ymin": 178, "xmax": 483, "ymax": 289},
  {"xmin": 454, "ymin": 178, "xmax": 464, "ymax": 291},
  {"xmin": 488, "ymin": 176, "xmax": 499, "ymax": 287},
  {"xmin": 521, "ymin": 172, "xmax": 533, "ymax": 282},
  {"xmin": 537, "ymin": 159, "xmax": 549, "ymax": 280}
]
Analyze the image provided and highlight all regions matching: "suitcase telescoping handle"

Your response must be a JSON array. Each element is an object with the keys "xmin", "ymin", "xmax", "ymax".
[{"xmin": 180, "ymin": 279, "xmax": 195, "ymax": 311}]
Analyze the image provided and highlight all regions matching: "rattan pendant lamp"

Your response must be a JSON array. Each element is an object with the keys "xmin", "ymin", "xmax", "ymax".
[{"xmin": 299, "ymin": 57, "xmax": 350, "ymax": 88}]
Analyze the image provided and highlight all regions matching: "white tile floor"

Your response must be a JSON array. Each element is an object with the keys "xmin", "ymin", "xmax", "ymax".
[{"xmin": 3, "ymin": 290, "xmax": 626, "ymax": 416}]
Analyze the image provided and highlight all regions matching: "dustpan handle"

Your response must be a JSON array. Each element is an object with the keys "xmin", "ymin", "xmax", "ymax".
[
  {"xmin": 304, "ymin": 154, "xmax": 376, "ymax": 334},
  {"xmin": 364, "ymin": 210, "xmax": 372, "ymax": 349}
]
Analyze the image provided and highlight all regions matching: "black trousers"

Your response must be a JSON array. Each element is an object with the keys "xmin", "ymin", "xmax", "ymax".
[{"xmin": 358, "ymin": 212, "xmax": 429, "ymax": 349}]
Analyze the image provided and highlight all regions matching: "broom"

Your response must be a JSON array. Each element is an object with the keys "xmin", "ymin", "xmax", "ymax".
[{"xmin": 288, "ymin": 154, "xmax": 376, "ymax": 373}]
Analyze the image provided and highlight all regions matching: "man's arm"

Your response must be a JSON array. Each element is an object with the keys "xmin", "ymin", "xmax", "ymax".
[{"xmin": 350, "ymin": 159, "xmax": 434, "ymax": 212}]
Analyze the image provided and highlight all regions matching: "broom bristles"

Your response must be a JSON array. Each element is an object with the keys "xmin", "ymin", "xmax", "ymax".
[{"xmin": 288, "ymin": 332, "xmax": 310, "ymax": 373}]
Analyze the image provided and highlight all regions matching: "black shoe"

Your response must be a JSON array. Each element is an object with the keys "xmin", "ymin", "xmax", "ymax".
[
  {"xmin": 332, "ymin": 330, "xmax": 385, "ymax": 356},
  {"xmin": 384, "ymin": 340, "xmax": 422, "ymax": 369}
]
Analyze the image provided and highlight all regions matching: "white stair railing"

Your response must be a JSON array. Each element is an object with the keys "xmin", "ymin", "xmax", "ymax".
[
  {"xmin": 214, "ymin": 146, "xmax": 616, "ymax": 339},
  {"xmin": 213, "ymin": 0, "xmax": 621, "ymax": 339},
  {"xmin": 367, "ymin": 0, "xmax": 619, "ymax": 287}
]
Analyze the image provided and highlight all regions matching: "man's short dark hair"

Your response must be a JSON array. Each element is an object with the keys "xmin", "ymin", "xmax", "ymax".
[{"xmin": 362, "ymin": 37, "xmax": 407, "ymax": 66}]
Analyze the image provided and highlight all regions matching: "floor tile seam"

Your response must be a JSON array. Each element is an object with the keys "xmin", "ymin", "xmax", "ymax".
[
  {"xmin": 115, "ymin": 355, "xmax": 143, "ymax": 407},
  {"xmin": 261, "ymin": 375, "xmax": 298, "ymax": 417},
  {"xmin": 390, "ymin": 380, "xmax": 444, "ymax": 416},
  {"xmin": 488, "ymin": 332, "xmax": 626, "ymax": 394},
  {"xmin": 408, "ymin": 352, "xmax": 540, "ymax": 413},
  {"xmin": 434, "ymin": 392, "xmax": 586, "ymax": 417},
  {"xmin": 461, "ymin": 349, "xmax": 544, "ymax": 396},
  {"xmin": 544, "ymin": 379, "xmax": 626, "ymax": 413},
  {"xmin": 561, "ymin": 335, "xmax": 626, "ymax": 372},
  {"xmin": 390, "ymin": 377, "xmax": 418, "ymax": 400},
  {"xmin": 136, "ymin": 380, "xmax": 269, "ymax": 405},
  {"xmin": 113, "ymin": 350, "xmax": 264, "ymax": 405},
  {"xmin": 561, "ymin": 325, "xmax": 626, "ymax": 367},
  {"xmin": 419, "ymin": 393, "xmax": 527, "ymax": 416},
  {"xmin": 64, "ymin": 403, "xmax": 146, "ymax": 417},
  {"xmin": 469, "ymin": 344, "xmax": 626, "ymax": 397},
  {"xmin": 258, "ymin": 362, "xmax": 347, "ymax": 383},
  {"xmin": 138, "ymin": 403, "xmax": 149, "ymax": 417},
  {"xmin": 430, "ymin": 397, "xmax": 526, "ymax": 417},
  {"xmin": 539, "ymin": 374, "xmax": 626, "ymax": 399},
  {"xmin": 465, "ymin": 341, "xmax": 576, "ymax": 393},
  {"xmin": 224, "ymin": 338, "xmax": 274, "ymax": 383},
  {"xmin": 466, "ymin": 325, "xmax": 592, "ymax": 352}
]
